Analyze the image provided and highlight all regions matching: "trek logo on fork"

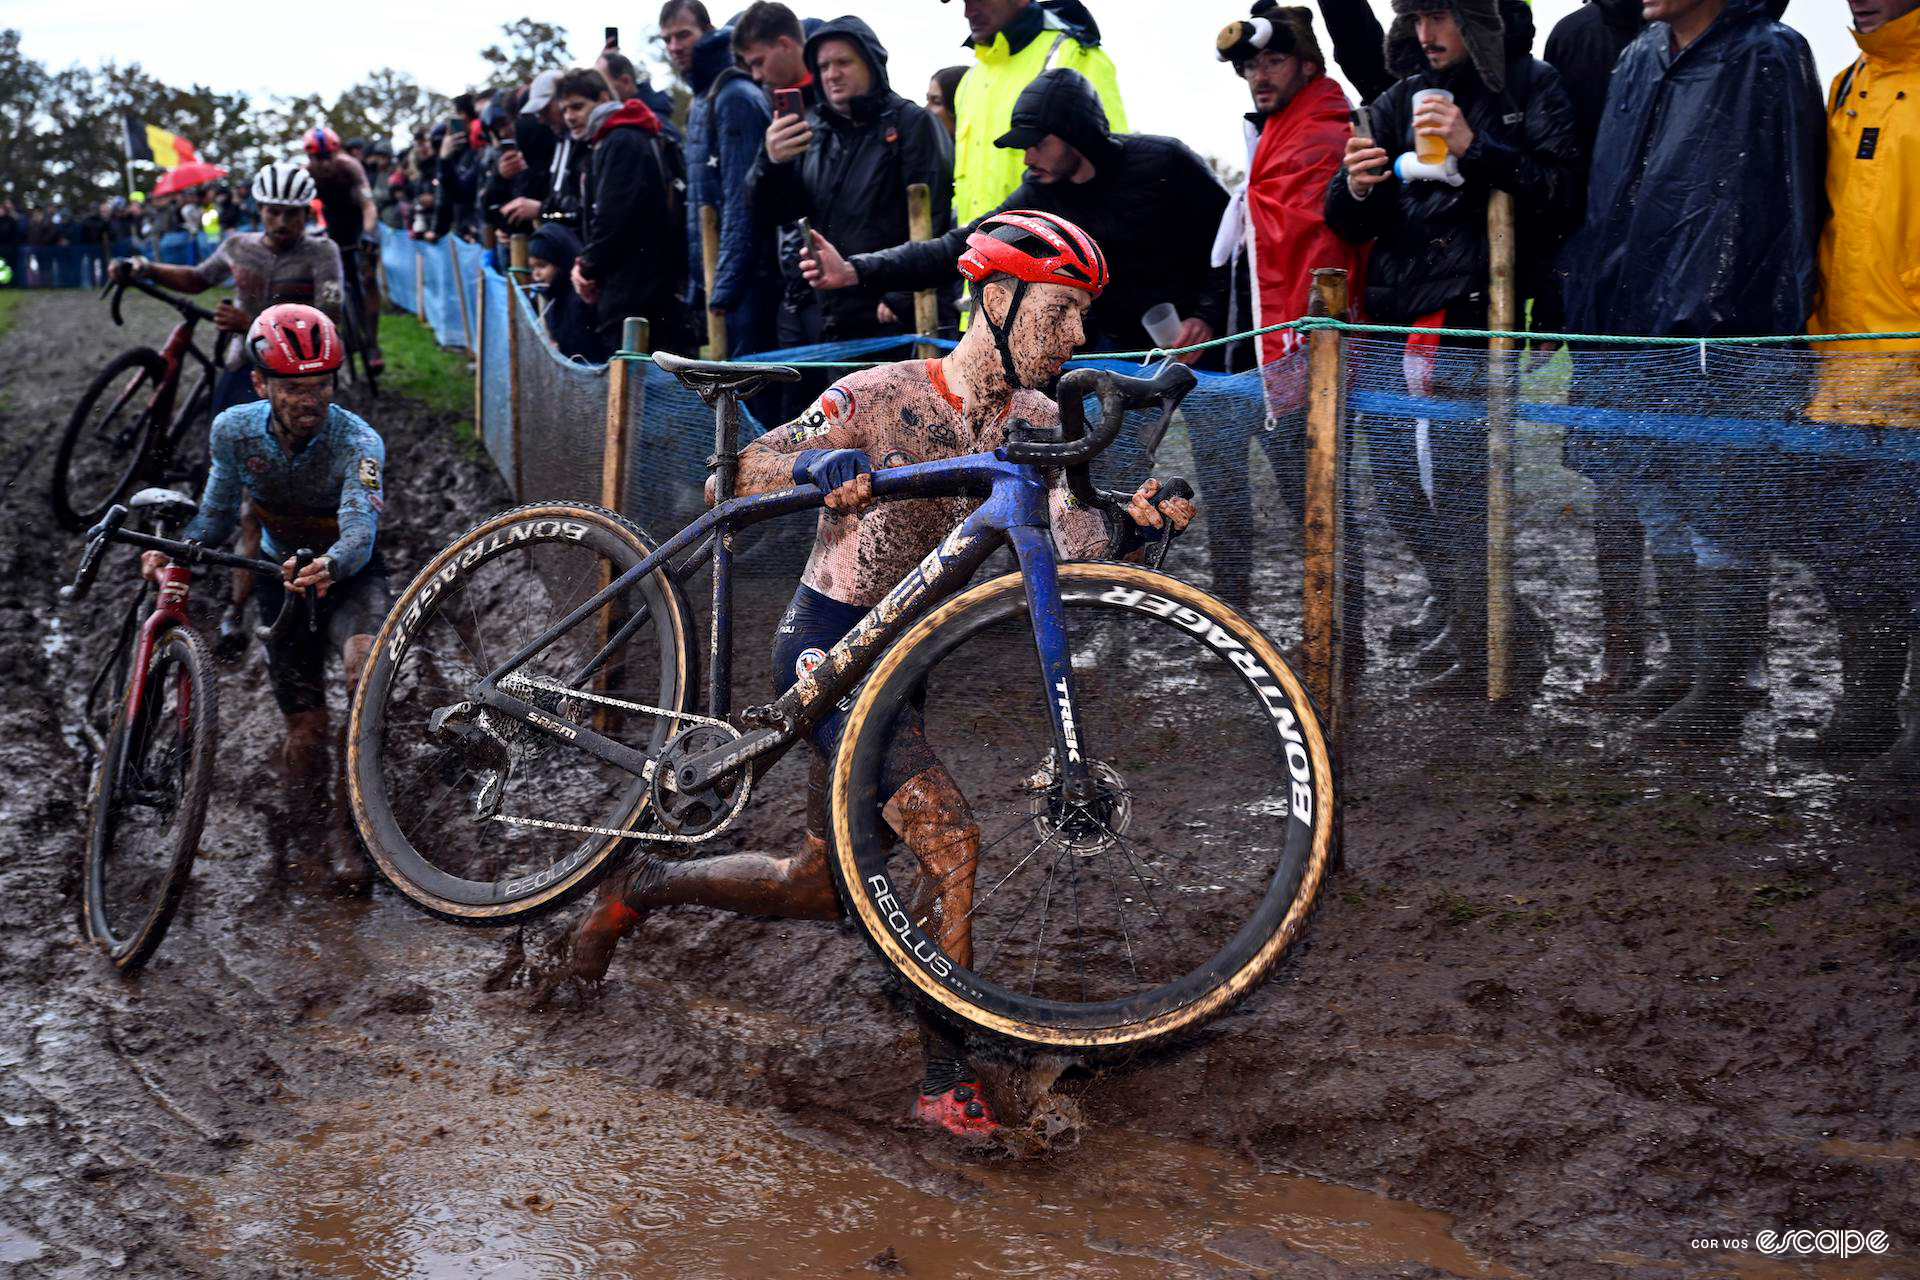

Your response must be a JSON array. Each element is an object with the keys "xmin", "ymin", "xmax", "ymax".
[{"xmin": 1054, "ymin": 679, "xmax": 1082, "ymax": 764}]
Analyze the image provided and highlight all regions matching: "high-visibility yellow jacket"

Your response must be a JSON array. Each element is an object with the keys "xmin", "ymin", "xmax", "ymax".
[
  {"xmin": 1809, "ymin": 7, "xmax": 1920, "ymax": 425},
  {"xmin": 952, "ymin": 8, "xmax": 1127, "ymax": 225}
]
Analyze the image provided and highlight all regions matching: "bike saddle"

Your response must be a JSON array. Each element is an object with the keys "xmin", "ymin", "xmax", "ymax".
[
  {"xmin": 652, "ymin": 350, "xmax": 801, "ymax": 405},
  {"xmin": 126, "ymin": 487, "xmax": 199, "ymax": 529}
]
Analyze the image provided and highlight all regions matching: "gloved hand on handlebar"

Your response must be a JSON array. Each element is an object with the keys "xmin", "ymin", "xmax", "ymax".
[
  {"xmin": 108, "ymin": 256, "xmax": 150, "ymax": 285},
  {"xmin": 792, "ymin": 448, "xmax": 872, "ymax": 495}
]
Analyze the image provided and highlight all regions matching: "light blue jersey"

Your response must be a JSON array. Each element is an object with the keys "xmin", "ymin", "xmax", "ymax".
[{"xmin": 181, "ymin": 401, "xmax": 385, "ymax": 578}]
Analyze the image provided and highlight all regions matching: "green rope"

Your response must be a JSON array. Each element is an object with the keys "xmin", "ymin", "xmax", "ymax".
[{"xmin": 606, "ymin": 318, "xmax": 1920, "ymax": 368}]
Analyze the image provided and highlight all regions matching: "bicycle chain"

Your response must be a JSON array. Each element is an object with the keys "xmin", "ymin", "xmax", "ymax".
[{"xmin": 484, "ymin": 674, "xmax": 751, "ymax": 845}]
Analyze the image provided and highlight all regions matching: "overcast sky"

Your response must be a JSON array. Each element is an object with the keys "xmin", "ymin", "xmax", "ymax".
[{"xmin": 7, "ymin": 0, "xmax": 1859, "ymax": 167}]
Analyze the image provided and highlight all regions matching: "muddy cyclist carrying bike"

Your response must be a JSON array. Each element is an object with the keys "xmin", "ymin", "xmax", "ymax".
[{"xmin": 138, "ymin": 304, "xmax": 390, "ymax": 894}]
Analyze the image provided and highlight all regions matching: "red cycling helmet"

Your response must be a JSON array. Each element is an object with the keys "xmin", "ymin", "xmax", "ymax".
[
  {"xmin": 956, "ymin": 210, "xmax": 1108, "ymax": 296},
  {"xmin": 304, "ymin": 126, "xmax": 342, "ymax": 158},
  {"xmin": 247, "ymin": 304, "xmax": 342, "ymax": 377}
]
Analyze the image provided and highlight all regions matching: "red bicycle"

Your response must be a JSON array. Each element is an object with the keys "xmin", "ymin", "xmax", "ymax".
[
  {"xmin": 63, "ymin": 491, "xmax": 310, "ymax": 971},
  {"xmin": 51, "ymin": 277, "xmax": 232, "ymax": 532}
]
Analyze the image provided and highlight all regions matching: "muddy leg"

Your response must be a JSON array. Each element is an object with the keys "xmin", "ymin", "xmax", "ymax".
[
  {"xmin": 276, "ymin": 709, "xmax": 331, "ymax": 867},
  {"xmin": 216, "ymin": 505, "xmax": 260, "ymax": 662}
]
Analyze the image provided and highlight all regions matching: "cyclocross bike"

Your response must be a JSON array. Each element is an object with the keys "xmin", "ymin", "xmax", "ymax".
[
  {"xmin": 52, "ymin": 277, "xmax": 232, "ymax": 532},
  {"xmin": 336, "ymin": 242, "xmax": 381, "ymax": 395},
  {"xmin": 350, "ymin": 354, "xmax": 1335, "ymax": 1053},
  {"xmin": 63, "ymin": 490, "xmax": 312, "ymax": 971}
]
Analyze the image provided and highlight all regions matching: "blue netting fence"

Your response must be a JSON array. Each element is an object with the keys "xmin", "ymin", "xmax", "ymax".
[{"xmin": 382, "ymin": 222, "xmax": 1920, "ymax": 793}]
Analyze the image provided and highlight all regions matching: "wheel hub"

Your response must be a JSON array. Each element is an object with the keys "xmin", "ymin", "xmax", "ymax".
[{"xmin": 1025, "ymin": 753, "xmax": 1131, "ymax": 857}]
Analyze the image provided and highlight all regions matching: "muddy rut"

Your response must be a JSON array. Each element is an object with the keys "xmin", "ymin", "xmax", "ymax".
[{"xmin": 0, "ymin": 290, "xmax": 1915, "ymax": 1279}]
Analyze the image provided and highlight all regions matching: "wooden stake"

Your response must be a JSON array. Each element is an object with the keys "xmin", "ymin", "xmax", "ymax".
[
  {"xmin": 593, "ymin": 316, "xmax": 649, "ymax": 728},
  {"xmin": 1485, "ymin": 190, "xmax": 1517, "ymax": 703},
  {"xmin": 907, "ymin": 182, "xmax": 938, "ymax": 359},
  {"xmin": 414, "ymin": 246, "xmax": 426, "ymax": 325},
  {"xmin": 472, "ymin": 271, "xmax": 485, "ymax": 440},
  {"xmin": 700, "ymin": 206, "xmax": 727, "ymax": 360},
  {"xmin": 1302, "ymin": 267, "xmax": 1349, "ymax": 743},
  {"xmin": 447, "ymin": 236, "xmax": 473, "ymax": 352},
  {"xmin": 506, "ymin": 235, "xmax": 527, "ymax": 499}
]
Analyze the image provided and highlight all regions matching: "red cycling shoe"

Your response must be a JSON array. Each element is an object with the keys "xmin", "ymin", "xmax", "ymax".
[{"xmin": 912, "ymin": 1081, "xmax": 1000, "ymax": 1137}]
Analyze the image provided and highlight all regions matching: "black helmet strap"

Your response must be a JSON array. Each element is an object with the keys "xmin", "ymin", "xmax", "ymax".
[{"xmin": 980, "ymin": 277, "xmax": 1030, "ymax": 390}]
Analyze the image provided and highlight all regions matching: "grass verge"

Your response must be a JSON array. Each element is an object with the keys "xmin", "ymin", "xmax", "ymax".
[
  {"xmin": 377, "ymin": 310, "xmax": 475, "ymax": 434},
  {"xmin": 0, "ymin": 289, "xmax": 28, "ymax": 343}
]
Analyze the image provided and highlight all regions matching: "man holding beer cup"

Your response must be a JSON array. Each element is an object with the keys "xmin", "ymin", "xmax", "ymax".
[{"xmin": 1323, "ymin": 0, "xmax": 1581, "ymax": 700}]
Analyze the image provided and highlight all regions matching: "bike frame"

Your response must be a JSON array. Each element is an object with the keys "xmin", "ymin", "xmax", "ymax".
[
  {"xmin": 152, "ymin": 318, "xmax": 217, "ymax": 456},
  {"xmin": 469, "ymin": 451, "xmax": 1103, "ymax": 806},
  {"xmin": 120, "ymin": 565, "xmax": 196, "ymax": 754}
]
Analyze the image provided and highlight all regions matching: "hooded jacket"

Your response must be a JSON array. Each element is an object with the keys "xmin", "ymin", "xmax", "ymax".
[
  {"xmin": 576, "ymin": 96, "xmax": 687, "ymax": 346},
  {"xmin": 1560, "ymin": 0, "xmax": 1824, "ymax": 340},
  {"xmin": 526, "ymin": 223, "xmax": 610, "ymax": 363},
  {"xmin": 952, "ymin": 0, "xmax": 1129, "ymax": 223},
  {"xmin": 846, "ymin": 69, "xmax": 1229, "ymax": 354},
  {"xmin": 746, "ymin": 16, "xmax": 955, "ymax": 341},
  {"xmin": 686, "ymin": 27, "xmax": 779, "ymax": 316},
  {"xmin": 1809, "ymin": 5, "xmax": 1920, "ymax": 426},
  {"xmin": 1322, "ymin": 0, "xmax": 1582, "ymax": 325}
]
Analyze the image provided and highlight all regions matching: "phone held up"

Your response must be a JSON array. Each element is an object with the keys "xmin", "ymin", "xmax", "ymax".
[{"xmin": 774, "ymin": 88, "xmax": 804, "ymax": 120}]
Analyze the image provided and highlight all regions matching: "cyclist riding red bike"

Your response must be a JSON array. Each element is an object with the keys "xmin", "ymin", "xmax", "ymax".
[
  {"xmin": 305, "ymin": 126, "xmax": 385, "ymax": 374},
  {"xmin": 533, "ymin": 211, "xmax": 1196, "ymax": 1137},
  {"xmin": 109, "ymin": 162, "xmax": 345, "ymax": 416},
  {"xmin": 137, "ymin": 304, "xmax": 390, "ymax": 893}
]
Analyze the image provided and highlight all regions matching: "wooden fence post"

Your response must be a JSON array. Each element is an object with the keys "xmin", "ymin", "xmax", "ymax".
[
  {"xmin": 1302, "ymin": 268, "xmax": 1349, "ymax": 744},
  {"xmin": 447, "ymin": 236, "xmax": 474, "ymax": 351},
  {"xmin": 1486, "ymin": 190, "xmax": 1517, "ymax": 703},
  {"xmin": 507, "ymin": 234, "xmax": 529, "ymax": 498},
  {"xmin": 700, "ymin": 206, "xmax": 727, "ymax": 360},
  {"xmin": 413, "ymin": 246, "xmax": 426, "ymax": 325},
  {"xmin": 473, "ymin": 272, "xmax": 486, "ymax": 440},
  {"xmin": 907, "ymin": 182, "xmax": 938, "ymax": 359}
]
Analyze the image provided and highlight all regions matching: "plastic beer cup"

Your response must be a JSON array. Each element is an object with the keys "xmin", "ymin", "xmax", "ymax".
[{"xmin": 1411, "ymin": 89, "xmax": 1454, "ymax": 165}]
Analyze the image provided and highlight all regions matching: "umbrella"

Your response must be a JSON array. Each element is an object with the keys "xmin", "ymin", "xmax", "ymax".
[{"xmin": 152, "ymin": 162, "xmax": 227, "ymax": 197}]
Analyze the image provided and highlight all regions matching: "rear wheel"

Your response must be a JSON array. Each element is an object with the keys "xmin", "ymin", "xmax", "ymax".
[
  {"xmin": 828, "ymin": 563, "xmax": 1336, "ymax": 1052},
  {"xmin": 54, "ymin": 348, "xmax": 166, "ymax": 531},
  {"xmin": 349, "ymin": 502, "xmax": 696, "ymax": 923},
  {"xmin": 81, "ymin": 623, "xmax": 217, "ymax": 971}
]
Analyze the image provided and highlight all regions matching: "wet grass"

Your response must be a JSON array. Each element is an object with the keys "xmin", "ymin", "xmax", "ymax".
[
  {"xmin": 378, "ymin": 310, "xmax": 474, "ymax": 435},
  {"xmin": 0, "ymin": 289, "xmax": 27, "ymax": 343}
]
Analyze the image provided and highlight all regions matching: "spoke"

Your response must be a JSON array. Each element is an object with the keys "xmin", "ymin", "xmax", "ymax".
[
  {"xmin": 1067, "ymin": 849, "xmax": 1086, "ymax": 1003},
  {"xmin": 463, "ymin": 591, "xmax": 496, "ymax": 675},
  {"xmin": 1108, "ymin": 828, "xmax": 1171, "ymax": 931},
  {"xmin": 400, "ymin": 762, "xmax": 474, "ymax": 845},
  {"xmin": 983, "ymin": 833, "xmax": 1063, "ymax": 974},
  {"xmin": 960, "ymin": 823, "xmax": 1063, "ymax": 927},
  {"xmin": 1026, "ymin": 844, "xmax": 1067, "ymax": 996}
]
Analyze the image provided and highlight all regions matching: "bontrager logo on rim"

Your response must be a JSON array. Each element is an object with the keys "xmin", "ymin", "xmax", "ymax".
[{"xmin": 397, "ymin": 519, "xmax": 589, "ymax": 645}]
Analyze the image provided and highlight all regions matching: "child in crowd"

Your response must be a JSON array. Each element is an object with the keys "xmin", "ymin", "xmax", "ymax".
[{"xmin": 526, "ymin": 224, "xmax": 610, "ymax": 363}]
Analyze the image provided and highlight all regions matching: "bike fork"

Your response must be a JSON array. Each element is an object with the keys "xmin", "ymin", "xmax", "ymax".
[{"xmin": 1007, "ymin": 525, "xmax": 1096, "ymax": 804}]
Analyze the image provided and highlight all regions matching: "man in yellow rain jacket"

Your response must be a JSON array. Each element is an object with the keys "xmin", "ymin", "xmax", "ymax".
[
  {"xmin": 1800, "ymin": 0, "xmax": 1920, "ymax": 779},
  {"xmin": 948, "ymin": 0, "xmax": 1128, "ymax": 223}
]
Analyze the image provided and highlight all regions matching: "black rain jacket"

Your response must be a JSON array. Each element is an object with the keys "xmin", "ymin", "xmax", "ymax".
[
  {"xmin": 1559, "ymin": 0, "xmax": 1825, "ymax": 338},
  {"xmin": 1323, "ymin": 3, "xmax": 1582, "ymax": 326},
  {"xmin": 845, "ymin": 84, "xmax": 1229, "ymax": 356},
  {"xmin": 576, "ymin": 98, "xmax": 688, "ymax": 346},
  {"xmin": 746, "ymin": 15, "xmax": 955, "ymax": 340}
]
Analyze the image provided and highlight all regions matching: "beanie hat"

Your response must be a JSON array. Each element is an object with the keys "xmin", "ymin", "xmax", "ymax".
[
  {"xmin": 1217, "ymin": 2, "xmax": 1325, "ymax": 73},
  {"xmin": 1385, "ymin": 0, "xmax": 1507, "ymax": 92}
]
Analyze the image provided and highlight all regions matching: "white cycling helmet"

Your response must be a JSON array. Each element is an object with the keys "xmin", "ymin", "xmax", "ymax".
[{"xmin": 252, "ymin": 161, "xmax": 317, "ymax": 208}]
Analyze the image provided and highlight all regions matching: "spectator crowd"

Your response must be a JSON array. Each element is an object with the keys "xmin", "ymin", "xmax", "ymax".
[{"xmin": 4, "ymin": 0, "xmax": 1914, "ymax": 777}]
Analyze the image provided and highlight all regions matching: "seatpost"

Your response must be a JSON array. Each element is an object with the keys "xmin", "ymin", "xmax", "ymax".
[{"xmin": 707, "ymin": 389, "xmax": 739, "ymax": 720}]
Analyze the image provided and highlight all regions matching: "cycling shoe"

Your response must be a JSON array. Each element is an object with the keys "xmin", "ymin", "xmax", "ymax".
[
  {"xmin": 912, "ymin": 1081, "xmax": 1000, "ymax": 1137},
  {"xmin": 213, "ymin": 604, "xmax": 251, "ymax": 663}
]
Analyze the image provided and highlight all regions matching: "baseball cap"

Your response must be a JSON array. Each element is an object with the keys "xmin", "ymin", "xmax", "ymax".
[{"xmin": 523, "ymin": 70, "xmax": 561, "ymax": 114}]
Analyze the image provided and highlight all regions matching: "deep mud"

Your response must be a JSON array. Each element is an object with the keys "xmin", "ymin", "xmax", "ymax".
[{"xmin": 1, "ymin": 291, "xmax": 1914, "ymax": 1279}]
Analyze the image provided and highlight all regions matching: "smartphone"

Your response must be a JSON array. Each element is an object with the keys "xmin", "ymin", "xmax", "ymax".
[
  {"xmin": 499, "ymin": 138, "xmax": 519, "ymax": 152},
  {"xmin": 774, "ymin": 88, "xmax": 804, "ymax": 119},
  {"xmin": 605, "ymin": 26, "xmax": 619, "ymax": 48},
  {"xmin": 799, "ymin": 216, "xmax": 813, "ymax": 250}
]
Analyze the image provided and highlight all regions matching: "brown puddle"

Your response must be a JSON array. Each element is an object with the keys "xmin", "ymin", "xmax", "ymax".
[{"xmin": 167, "ymin": 1066, "xmax": 1513, "ymax": 1279}]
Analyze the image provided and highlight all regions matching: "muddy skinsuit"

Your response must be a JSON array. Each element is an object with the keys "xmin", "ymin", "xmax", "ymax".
[{"xmin": 562, "ymin": 357, "xmax": 1112, "ymax": 1110}]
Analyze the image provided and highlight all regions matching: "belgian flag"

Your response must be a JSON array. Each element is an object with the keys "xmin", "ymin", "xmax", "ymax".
[{"xmin": 123, "ymin": 113, "xmax": 199, "ymax": 168}]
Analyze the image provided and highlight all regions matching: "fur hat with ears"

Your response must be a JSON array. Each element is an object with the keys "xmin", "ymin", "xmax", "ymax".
[
  {"xmin": 1217, "ymin": 1, "xmax": 1325, "ymax": 73},
  {"xmin": 1385, "ymin": 0, "xmax": 1506, "ymax": 92}
]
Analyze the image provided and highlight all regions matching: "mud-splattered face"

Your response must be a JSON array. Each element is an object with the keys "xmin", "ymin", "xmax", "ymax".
[{"xmin": 983, "ymin": 281, "xmax": 1091, "ymax": 387}]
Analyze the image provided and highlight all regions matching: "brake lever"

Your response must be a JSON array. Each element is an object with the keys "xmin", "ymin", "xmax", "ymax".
[
  {"xmin": 61, "ymin": 505, "xmax": 129, "ymax": 603},
  {"xmin": 110, "ymin": 280, "xmax": 127, "ymax": 327},
  {"xmin": 1144, "ymin": 477, "xmax": 1195, "ymax": 571},
  {"xmin": 293, "ymin": 549, "xmax": 318, "ymax": 633}
]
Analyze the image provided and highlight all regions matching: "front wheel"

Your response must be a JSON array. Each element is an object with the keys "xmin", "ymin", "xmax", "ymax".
[
  {"xmin": 827, "ymin": 563, "xmax": 1336, "ymax": 1053},
  {"xmin": 54, "ymin": 348, "xmax": 167, "ymax": 531},
  {"xmin": 349, "ymin": 502, "xmax": 696, "ymax": 923},
  {"xmin": 81, "ymin": 623, "xmax": 218, "ymax": 971}
]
